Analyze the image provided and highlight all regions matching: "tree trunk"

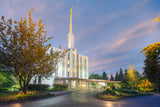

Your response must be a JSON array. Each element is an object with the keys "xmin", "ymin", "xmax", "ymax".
[
  {"xmin": 19, "ymin": 79, "xmax": 28, "ymax": 94},
  {"xmin": 22, "ymin": 88, "xmax": 27, "ymax": 94},
  {"xmin": 158, "ymin": 84, "xmax": 160, "ymax": 92}
]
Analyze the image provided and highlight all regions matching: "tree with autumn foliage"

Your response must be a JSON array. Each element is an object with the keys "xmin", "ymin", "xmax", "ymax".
[
  {"xmin": 126, "ymin": 65, "xmax": 136, "ymax": 89},
  {"xmin": 154, "ymin": 13, "xmax": 160, "ymax": 22},
  {"xmin": 141, "ymin": 42, "xmax": 160, "ymax": 91},
  {"xmin": 138, "ymin": 79, "xmax": 152, "ymax": 92},
  {"xmin": 140, "ymin": 13, "xmax": 160, "ymax": 91},
  {"xmin": 0, "ymin": 9, "xmax": 64, "ymax": 94}
]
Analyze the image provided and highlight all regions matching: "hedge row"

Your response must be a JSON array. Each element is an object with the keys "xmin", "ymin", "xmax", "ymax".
[
  {"xmin": 52, "ymin": 84, "xmax": 68, "ymax": 91},
  {"xmin": 0, "ymin": 88, "xmax": 10, "ymax": 92},
  {"xmin": 27, "ymin": 84, "xmax": 50, "ymax": 91},
  {"xmin": 0, "ymin": 92, "xmax": 54, "ymax": 103}
]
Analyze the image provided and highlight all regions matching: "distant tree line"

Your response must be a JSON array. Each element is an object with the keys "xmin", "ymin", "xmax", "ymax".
[
  {"xmin": 89, "ymin": 71, "xmax": 108, "ymax": 80},
  {"xmin": 89, "ymin": 14, "xmax": 160, "ymax": 92},
  {"xmin": 89, "ymin": 66, "xmax": 153, "ymax": 91},
  {"xmin": 89, "ymin": 68, "xmax": 141, "ymax": 82}
]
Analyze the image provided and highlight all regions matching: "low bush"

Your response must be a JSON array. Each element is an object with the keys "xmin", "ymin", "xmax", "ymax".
[
  {"xmin": 0, "ymin": 87, "xmax": 20, "ymax": 92},
  {"xmin": 52, "ymin": 84, "xmax": 68, "ymax": 91},
  {"xmin": 0, "ymin": 93, "xmax": 14, "ymax": 97},
  {"xmin": 0, "ymin": 91, "xmax": 54, "ymax": 103},
  {"xmin": 103, "ymin": 89, "xmax": 115, "ymax": 95},
  {"xmin": 0, "ymin": 88, "xmax": 10, "ymax": 92},
  {"xmin": 27, "ymin": 84, "xmax": 50, "ymax": 91},
  {"xmin": 97, "ymin": 88, "xmax": 153, "ymax": 101}
]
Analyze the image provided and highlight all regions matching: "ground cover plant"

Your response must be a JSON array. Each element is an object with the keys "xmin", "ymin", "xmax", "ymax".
[
  {"xmin": 97, "ymin": 88, "xmax": 153, "ymax": 101},
  {"xmin": 0, "ymin": 91, "xmax": 54, "ymax": 103}
]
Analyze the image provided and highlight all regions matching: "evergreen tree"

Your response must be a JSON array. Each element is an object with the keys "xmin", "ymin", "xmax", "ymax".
[
  {"xmin": 115, "ymin": 72, "xmax": 119, "ymax": 81},
  {"xmin": 89, "ymin": 73, "xmax": 102, "ymax": 79},
  {"xmin": 119, "ymin": 68, "xmax": 124, "ymax": 81},
  {"xmin": 143, "ymin": 57, "xmax": 160, "ymax": 91},
  {"xmin": 123, "ymin": 69, "xmax": 129, "ymax": 88},
  {"xmin": 102, "ymin": 71, "xmax": 107, "ymax": 80},
  {"xmin": 140, "ymin": 39, "xmax": 160, "ymax": 91},
  {"xmin": 110, "ymin": 74, "xmax": 114, "ymax": 81},
  {"xmin": 106, "ymin": 73, "xmax": 108, "ymax": 80},
  {"xmin": 124, "ymin": 69, "xmax": 128, "ymax": 76}
]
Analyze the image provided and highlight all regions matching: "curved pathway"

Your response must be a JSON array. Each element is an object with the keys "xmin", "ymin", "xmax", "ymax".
[{"xmin": 1, "ymin": 90, "xmax": 160, "ymax": 107}]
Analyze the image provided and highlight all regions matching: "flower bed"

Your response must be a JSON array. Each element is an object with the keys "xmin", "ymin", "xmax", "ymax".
[
  {"xmin": 97, "ymin": 89, "xmax": 153, "ymax": 101},
  {"xmin": 0, "ymin": 91, "xmax": 54, "ymax": 103}
]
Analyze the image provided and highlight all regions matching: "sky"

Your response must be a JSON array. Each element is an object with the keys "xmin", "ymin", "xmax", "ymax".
[{"xmin": 0, "ymin": 0, "xmax": 160, "ymax": 76}]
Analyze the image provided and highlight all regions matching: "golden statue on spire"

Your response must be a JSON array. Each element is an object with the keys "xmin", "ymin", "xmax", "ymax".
[{"xmin": 69, "ymin": 7, "xmax": 73, "ymax": 33}]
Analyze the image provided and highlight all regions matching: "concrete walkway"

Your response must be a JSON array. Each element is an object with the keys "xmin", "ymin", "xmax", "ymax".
[
  {"xmin": 51, "ymin": 91, "xmax": 70, "ymax": 96},
  {"xmin": 0, "ymin": 90, "xmax": 71, "ymax": 106},
  {"xmin": 1, "ymin": 90, "xmax": 160, "ymax": 107}
]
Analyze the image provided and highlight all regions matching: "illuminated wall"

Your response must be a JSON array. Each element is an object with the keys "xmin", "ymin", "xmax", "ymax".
[
  {"xmin": 77, "ymin": 54, "xmax": 88, "ymax": 79},
  {"xmin": 53, "ymin": 7, "xmax": 88, "ymax": 80},
  {"xmin": 29, "ymin": 7, "xmax": 88, "ymax": 87},
  {"xmin": 53, "ymin": 48, "xmax": 88, "ymax": 79}
]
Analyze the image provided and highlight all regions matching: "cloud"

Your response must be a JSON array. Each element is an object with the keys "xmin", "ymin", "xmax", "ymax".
[
  {"xmin": 73, "ymin": 0, "xmax": 155, "ymax": 73},
  {"xmin": 0, "ymin": 0, "xmax": 157, "ymax": 75},
  {"xmin": 89, "ymin": 56, "xmax": 123, "ymax": 72},
  {"xmin": 88, "ymin": 18, "xmax": 159, "ymax": 73},
  {"xmin": 75, "ymin": 0, "xmax": 151, "ymax": 45},
  {"xmin": 127, "ymin": 0, "xmax": 151, "ymax": 15},
  {"xmin": 89, "ymin": 56, "xmax": 122, "ymax": 68},
  {"xmin": 88, "ymin": 19, "xmax": 158, "ymax": 54}
]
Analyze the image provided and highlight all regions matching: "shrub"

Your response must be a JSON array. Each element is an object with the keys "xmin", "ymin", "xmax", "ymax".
[
  {"xmin": 0, "ymin": 91, "xmax": 54, "ymax": 103},
  {"xmin": 52, "ymin": 84, "xmax": 68, "ymax": 91},
  {"xmin": 108, "ymin": 83, "xmax": 115, "ymax": 90},
  {"xmin": 103, "ymin": 89, "xmax": 115, "ymax": 95},
  {"xmin": 0, "ymin": 88, "xmax": 10, "ymax": 92},
  {"xmin": 0, "ymin": 71, "xmax": 17, "ymax": 88},
  {"xmin": 27, "ymin": 84, "xmax": 50, "ymax": 91},
  {"xmin": 101, "ymin": 86, "xmax": 105, "ymax": 89},
  {"xmin": 117, "ymin": 89, "xmax": 131, "ymax": 93}
]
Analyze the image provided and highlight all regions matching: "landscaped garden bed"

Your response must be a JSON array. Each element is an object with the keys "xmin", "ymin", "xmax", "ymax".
[
  {"xmin": 97, "ymin": 89, "xmax": 153, "ymax": 101},
  {"xmin": 0, "ymin": 84, "xmax": 70, "ymax": 103},
  {"xmin": 0, "ymin": 91, "xmax": 54, "ymax": 103}
]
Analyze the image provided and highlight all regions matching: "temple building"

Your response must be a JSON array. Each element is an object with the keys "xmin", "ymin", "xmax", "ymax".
[
  {"xmin": 53, "ymin": 7, "xmax": 88, "ymax": 79},
  {"xmin": 29, "ymin": 7, "xmax": 88, "ymax": 87},
  {"xmin": 30, "ymin": 8, "xmax": 121, "ymax": 90}
]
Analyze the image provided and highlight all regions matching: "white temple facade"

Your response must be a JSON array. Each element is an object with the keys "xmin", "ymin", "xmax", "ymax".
[
  {"xmin": 53, "ymin": 48, "xmax": 88, "ymax": 79},
  {"xmin": 53, "ymin": 7, "xmax": 88, "ymax": 80},
  {"xmin": 29, "ymin": 8, "xmax": 88, "ymax": 87}
]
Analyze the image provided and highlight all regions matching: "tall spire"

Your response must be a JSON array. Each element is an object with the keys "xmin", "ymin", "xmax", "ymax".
[
  {"xmin": 69, "ymin": 7, "xmax": 73, "ymax": 33},
  {"xmin": 68, "ymin": 7, "xmax": 74, "ymax": 49}
]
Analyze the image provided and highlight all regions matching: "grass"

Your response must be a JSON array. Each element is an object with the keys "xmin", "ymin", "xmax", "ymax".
[
  {"xmin": 0, "ymin": 91, "xmax": 54, "ymax": 103},
  {"xmin": 97, "ymin": 89, "xmax": 153, "ymax": 101}
]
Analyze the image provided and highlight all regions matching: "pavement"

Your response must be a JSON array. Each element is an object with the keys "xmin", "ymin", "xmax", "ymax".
[
  {"xmin": 0, "ymin": 90, "xmax": 160, "ymax": 107},
  {"xmin": 0, "ymin": 90, "xmax": 70, "ymax": 106},
  {"xmin": 51, "ymin": 91, "xmax": 71, "ymax": 96}
]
